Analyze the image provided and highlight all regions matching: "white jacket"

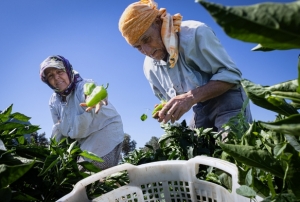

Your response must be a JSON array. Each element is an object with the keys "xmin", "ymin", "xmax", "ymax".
[{"xmin": 49, "ymin": 79, "xmax": 124, "ymax": 158}]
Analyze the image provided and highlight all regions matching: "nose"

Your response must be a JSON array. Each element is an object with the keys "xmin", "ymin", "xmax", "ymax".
[{"xmin": 53, "ymin": 72, "xmax": 61, "ymax": 80}]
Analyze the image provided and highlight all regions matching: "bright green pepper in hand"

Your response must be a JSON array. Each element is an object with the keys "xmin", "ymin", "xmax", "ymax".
[
  {"xmin": 84, "ymin": 83, "xmax": 96, "ymax": 96},
  {"xmin": 152, "ymin": 100, "xmax": 167, "ymax": 118},
  {"xmin": 84, "ymin": 83, "xmax": 109, "ymax": 107}
]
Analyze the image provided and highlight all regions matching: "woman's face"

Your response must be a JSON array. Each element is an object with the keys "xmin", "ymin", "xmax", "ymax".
[{"xmin": 44, "ymin": 67, "xmax": 70, "ymax": 92}]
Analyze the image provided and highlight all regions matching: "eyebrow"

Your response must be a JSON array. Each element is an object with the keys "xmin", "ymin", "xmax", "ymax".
[
  {"xmin": 133, "ymin": 35, "xmax": 149, "ymax": 48},
  {"xmin": 140, "ymin": 35, "xmax": 149, "ymax": 42},
  {"xmin": 45, "ymin": 69, "xmax": 63, "ymax": 77}
]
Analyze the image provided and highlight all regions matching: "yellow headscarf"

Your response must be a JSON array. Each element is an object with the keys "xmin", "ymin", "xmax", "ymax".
[{"xmin": 119, "ymin": 0, "xmax": 183, "ymax": 68}]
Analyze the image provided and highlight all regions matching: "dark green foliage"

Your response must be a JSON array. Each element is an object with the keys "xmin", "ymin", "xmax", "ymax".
[
  {"xmin": 195, "ymin": 1, "xmax": 300, "ymax": 199},
  {"xmin": 1, "ymin": 1, "xmax": 300, "ymax": 201},
  {"xmin": 0, "ymin": 104, "xmax": 110, "ymax": 201},
  {"xmin": 197, "ymin": 0, "xmax": 300, "ymax": 50},
  {"xmin": 123, "ymin": 120, "xmax": 218, "ymax": 165}
]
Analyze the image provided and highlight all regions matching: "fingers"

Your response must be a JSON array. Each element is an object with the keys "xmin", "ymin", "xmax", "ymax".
[
  {"xmin": 102, "ymin": 98, "xmax": 108, "ymax": 106},
  {"xmin": 85, "ymin": 106, "xmax": 93, "ymax": 112},
  {"xmin": 95, "ymin": 99, "xmax": 108, "ymax": 113},
  {"xmin": 80, "ymin": 102, "xmax": 98, "ymax": 112},
  {"xmin": 80, "ymin": 103, "xmax": 92, "ymax": 112},
  {"xmin": 157, "ymin": 105, "xmax": 172, "ymax": 123},
  {"xmin": 80, "ymin": 99, "xmax": 108, "ymax": 114},
  {"xmin": 95, "ymin": 103, "xmax": 101, "ymax": 114},
  {"xmin": 80, "ymin": 103, "xmax": 87, "ymax": 107},
  {"xmin": 152, "ymin": 111, "xmax": 159, "ymax": 119},
  {"xmin": 158, "ymin": 103, "xmax": 183, "ymax": 124}
]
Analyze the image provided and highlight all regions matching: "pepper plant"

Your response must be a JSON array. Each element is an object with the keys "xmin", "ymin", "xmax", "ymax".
[
  {"xmin": 196, "ymin": 0, "xmax": 300, "ymax": 201},
  {"xmin": 0, "ymin": 104, "xmax": 113, "ymax": 201}
]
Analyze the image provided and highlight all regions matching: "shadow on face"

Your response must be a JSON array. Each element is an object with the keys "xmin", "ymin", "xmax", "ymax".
[{"xmin": 44, "ymin": 67, "xmax": 70, "ymax": 92}]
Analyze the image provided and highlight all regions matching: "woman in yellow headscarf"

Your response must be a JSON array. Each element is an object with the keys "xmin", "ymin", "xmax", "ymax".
[{"xmin": 119, "ymin": 0, "xmax": 252, "ymax": 145}]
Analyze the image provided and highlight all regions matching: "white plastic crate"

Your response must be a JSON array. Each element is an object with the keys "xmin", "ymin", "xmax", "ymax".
[{"xmin": 58, "ymin": 156, "xmax": 263, "ymax": 202}]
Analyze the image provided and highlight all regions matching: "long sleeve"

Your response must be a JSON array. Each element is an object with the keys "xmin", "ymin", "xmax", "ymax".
[
  {"xmin": 183, "ymin": 21, "xmax": 242, "ymax": 85},
  {"xmin": 143, "ymin": 20, "xmax": 243, "ymax": 100},
  {"xmin": 49, "ymin": 79, "xmax": 123, "ymax": 140}
]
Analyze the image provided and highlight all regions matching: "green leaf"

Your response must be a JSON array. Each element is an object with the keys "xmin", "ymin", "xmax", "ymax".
[
  {"xmin": 78, "ymin": 161, "xmax": 101, "ymax": 173},
  {"xmin": 236, "ymin": 185, "xmax": 256, "ymax": 198},
  {"xmin": 0, "ymin": 122, "xmax": 24, "ymax": 132},
  {"xmin": 298, "ymin": 55, "xmax": 300, "ymax": 93},
  {"xmin": 267, "ymin": 79, "xmax": 299, "ymax": 92},
  {"xmin": 267, "ymin": 79, "xmax": 300, "ymax": 103},
  {"xmin": 271, "ymin": 91, "xmax": 300, "ymax": 104},
  {"xmin": 145, "ymin": 144, "xmax": 154, "ymax": 150},
  {"xmin": 167, "ymin": 150, "xmax": 176, "ymax": 160},
  {"xmin": 158, "ymin": 133, "xmax": 177, "ymax": 144},
  {"xmin": 245, "ymin": 169, "xmax": 253, "ymax": 186},
  {"xmin": 0, "ymin": 161, "xmax": 35, "ymax": 188},
  {"xmin": 267, "ymin": 173, "xmax": 276, "ymax": 198},
  {"xmin": 253, "ymin": 177, "xmax": 270, "ymax": 198},
  {"xmin": 285, "ymin": 134, "xmax": 300, "ymax": 153},
  {"xmin": 219, "ymin": 143, "xmax": 284, "ymax": 178},
  {"xmin": 273, "ymin": 142, "xmax": 287, "ymax": 157},
  {"xmin": 140, "ymin": 114, "xmax": 148, "ymax": 121},
  {"xmin": 10, "ymin": 113, "xmax": 31, "ymax": 122},
  {"xmin": 15, "ymin": 146, "xmax": 49, "ymax": 160},
  {"xmin": 38, "ymin": 155, "xmax": 59, "ymax": 176},
  {"xmin": 17, "ymin": 136, "xmax": 25, "ymax": 145},
  {"xmin": 241, "ymin": 79, "xmax": 298, "ymax": 116},
  {"xmin": 219, "ymin": 172, "xmax": 232, "ymax": 191},
  {"xmin": 197, "ymin": 1, "xmax": 300, "ymax": 50},
  {"xmin": 15, "ymin": 125, "xmax": 40, "ymax": 135},
  {"xmin": 206, "ymin": 173, "xmax": 221, "ymax": 185},
  {"xmin": 259, "ymin": 114, "xmax": 300, "ymax": 136},
  {"xmin": 79, "ymin": 150, "xmax": 103, "ymax": 162},
  {"xmin": 67, "ymin": 140, "xmax": 78, "ymax": 154},
  {"xmin": 0, "ymin": 105, "xmax": 13, "ymax": 123}
]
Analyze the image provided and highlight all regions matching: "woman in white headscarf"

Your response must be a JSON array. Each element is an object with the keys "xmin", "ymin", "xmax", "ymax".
[{"xmin": 40, "ymin": 55, "xmax": 124, "ymax": 170}]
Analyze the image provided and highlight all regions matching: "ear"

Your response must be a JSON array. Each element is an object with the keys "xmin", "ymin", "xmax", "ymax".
[
  {"xmin": 151, "ymin": 16, "xmax": 162, "ymax": 31},
  {"xmin": 154, "ymin": 16, "xmax": 162, "ymax": 25}
]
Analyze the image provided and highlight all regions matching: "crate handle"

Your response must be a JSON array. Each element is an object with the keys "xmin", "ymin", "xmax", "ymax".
[
  {"xmin": 58, "ymin": 163, "xmax": 136, "ymax": 201},
  {"xmin": 187, "ymin": 156, "xmax": 240, "ymax": 191}
]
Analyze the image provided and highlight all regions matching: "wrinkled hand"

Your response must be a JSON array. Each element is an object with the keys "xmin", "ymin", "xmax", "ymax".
[
  {"xmin": 152, "ymin": 102, "xmax": 166, "ymax": 119},
  {"xmin": 157, "ymin": 93, "xmax": 194, "ymax": 124},
  {"xmin": 80, "ymin": 96, "xmax": 108, "ymax": 114}
]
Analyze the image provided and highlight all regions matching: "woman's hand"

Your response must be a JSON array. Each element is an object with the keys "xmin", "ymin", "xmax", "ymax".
[{"xmin": 80, "ymin": 96, "xmax": 108, "ymax": 114}]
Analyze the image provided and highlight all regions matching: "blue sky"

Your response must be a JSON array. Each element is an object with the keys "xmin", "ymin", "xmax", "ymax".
[{"xmin": 0, "ymin": 0, "xmax": 298, "ymax": 148}]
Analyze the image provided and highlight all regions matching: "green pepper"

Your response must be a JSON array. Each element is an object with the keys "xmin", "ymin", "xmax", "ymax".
[
  {"xmin": 84, "ymin": 83, "xmax": 96, "ymax": 96},
  {"xmin": 152, "ymin": 100, "xmax": 167, "ymax": 117},
  {"xmin": 86, "ymin": 83, "xmax": 109, "ymax": 107}
]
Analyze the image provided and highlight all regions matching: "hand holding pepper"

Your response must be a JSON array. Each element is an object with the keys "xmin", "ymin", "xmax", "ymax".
[
  {"xmin": 80, "ymin": 82, "xmax": 109, "ymax": 114},
  {"xmin": 152, "ymin": 101, "xmax": 166, "ymax": 119},
  {"xmin": 80, "ymin": 96, "xmax": 108, "ymax": 114}
]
